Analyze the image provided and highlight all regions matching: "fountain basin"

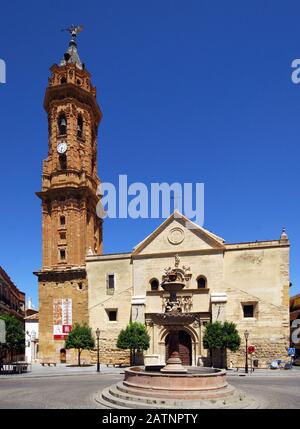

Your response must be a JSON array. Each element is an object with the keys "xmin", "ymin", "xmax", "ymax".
[
  {"xmin": 161, "ymin": 280, "xmax": 185, "ymax": 293},
  {"xmin": 123, "ymin": 366, "xmax": 229, "ymax": 399},
  {"xmin": 97, "ymin": 365, "xmax": 258, "ymax": 408}
]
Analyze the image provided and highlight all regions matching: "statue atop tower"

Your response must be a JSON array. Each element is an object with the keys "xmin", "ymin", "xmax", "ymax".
[{"xmin": 60, "ymin": 25, "xmax": 84, "ymax": 70}]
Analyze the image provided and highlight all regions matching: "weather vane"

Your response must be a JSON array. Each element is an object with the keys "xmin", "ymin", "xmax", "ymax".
[{"xmin": 61, "ymin": 25, "xmax": 84, "ymax": 39}]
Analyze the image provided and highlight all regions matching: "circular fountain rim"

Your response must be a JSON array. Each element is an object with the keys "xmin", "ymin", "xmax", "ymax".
[{"xmin": 127, "ymin": 366, "xmax": 226, "ymax": 378}]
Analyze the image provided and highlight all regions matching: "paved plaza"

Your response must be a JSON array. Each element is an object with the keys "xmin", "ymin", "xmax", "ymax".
[{"xmin": 0, "ymin": 364, "xmax": 300, "ymax": 409}]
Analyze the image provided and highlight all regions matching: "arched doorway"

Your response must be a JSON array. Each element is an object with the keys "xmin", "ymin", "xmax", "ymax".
[
  {"xmin": 60, "ymin": 348, "xmax": 66, "ymax": 363},
  {"xmin": 165, "ymin": 330, "xmax": 192, "ymax": 366}
]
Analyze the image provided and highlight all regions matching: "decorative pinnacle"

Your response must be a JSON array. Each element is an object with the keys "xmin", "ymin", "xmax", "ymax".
[
  {"xmin": 280, "ymin": 228, "xmax": 288, "ymax": 241},
  {"xmin": 60, "ymin": 25, "xmax": 84, "ymax": 69}
]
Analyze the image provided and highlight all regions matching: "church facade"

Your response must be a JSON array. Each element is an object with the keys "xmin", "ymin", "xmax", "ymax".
[
  {"xmin": 37, "ymin": 31, "xmax": 290, "ymax": 368},
  {"xmin": 87, "ymin": 212, "xmax": 290, "ymax": 369}
]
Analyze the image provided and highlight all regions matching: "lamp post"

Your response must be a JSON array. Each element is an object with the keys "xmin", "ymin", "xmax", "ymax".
[
  {"xmin": 96, "ymin": 328, "xmax": 100, "ymax": 373},
  {"xmin": 244, "ymin": 330, "xmax": 249, "ymax": 374}
]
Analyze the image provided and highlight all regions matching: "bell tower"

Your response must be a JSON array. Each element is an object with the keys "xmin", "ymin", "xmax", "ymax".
[{"xmin": 36, "ymin": 27, "xmax": 103, "ymax": 362}]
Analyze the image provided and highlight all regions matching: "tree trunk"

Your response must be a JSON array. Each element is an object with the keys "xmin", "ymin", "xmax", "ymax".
[{"xmin": 78, "ymin": 349, "xmax": 81, "ymax": 366}]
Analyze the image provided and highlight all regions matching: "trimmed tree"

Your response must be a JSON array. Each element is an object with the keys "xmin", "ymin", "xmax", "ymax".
[
  {"xmin": 203, "ymin": 321, "xmax": 224, "ymax": 367},
  {"xmin": 117, "ymin": 322, "xmax": 150, "ymax": 365},
  {"xmin": 0, "ymin": 314, "xmax": 25, "ymax": 363},
  {"xmin": 222, "ymin": 321, "xmax": 241, "ymax": 352},
  {"xmin": 203, "ymin": 321, "xmax": 241, "ymax": 368},
  {"xmin": 65, "ymin": 323, "xmax": 95, "ymax": 366}
]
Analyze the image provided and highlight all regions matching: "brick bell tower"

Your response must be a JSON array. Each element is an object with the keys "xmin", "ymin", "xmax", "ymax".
[{"xmin": 35, "ymin": 26, "xmax": 103, "ymax": 363}]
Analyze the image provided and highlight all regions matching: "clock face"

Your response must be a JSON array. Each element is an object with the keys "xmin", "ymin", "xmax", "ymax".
[{"xmin": 57, "ymin": 142, "xmax": 68, "ymax": 154}]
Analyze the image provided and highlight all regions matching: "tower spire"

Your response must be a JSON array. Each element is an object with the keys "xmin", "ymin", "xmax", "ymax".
[{"xmin": 60, "ymin": 25, "xmax": 84, "ymax": 69}]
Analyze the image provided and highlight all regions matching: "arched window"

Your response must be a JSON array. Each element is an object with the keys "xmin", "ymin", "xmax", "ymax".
[
  {"xmin": 58, "ymin": 114, "xmax": 67, "ymax": 135},
  {"xmin": 77, "ymin": 115, "xmax": 83, "ymax": 138},
  {"xmin": 150, "ymin": 279, "xmax": 159, "ymax": 291},
  {"xmin": 60, "ymin": 76, "xmax": 67, "ymax": 84},
  {"xmin": 197, "ymin": 276, "xmax": 207, "ymax": 289}
]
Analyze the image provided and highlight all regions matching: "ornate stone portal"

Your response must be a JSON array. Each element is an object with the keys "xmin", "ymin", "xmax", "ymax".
[{"xmin": 153, "ymin": 256, "xmax": 192, "ymax": 373}]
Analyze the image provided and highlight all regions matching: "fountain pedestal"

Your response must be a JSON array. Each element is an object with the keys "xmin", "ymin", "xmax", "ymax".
[
  {"xmin": 160, "ymin": 351, "xmax": 188, "ymax": 373},
  {"xmin": 159, "ymin": 275, "xmax": 187, "ymax": 373}
]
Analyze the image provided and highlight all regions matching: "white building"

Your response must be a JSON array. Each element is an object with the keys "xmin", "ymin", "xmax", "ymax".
[{"xmin": 25, "ymin": 298, "xmax": 39, "ymax": 363}]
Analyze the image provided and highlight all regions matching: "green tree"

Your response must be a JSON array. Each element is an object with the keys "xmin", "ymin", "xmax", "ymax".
[
  {"xmin": 65, "ymin": 323, "xmax": 95, "ymax": 366},
  {"xmin": 116, "ymin": 322, "xmax": 150, "ymax": 365},
  {"xmin": 222, "ymin": 321, "xmax": 241, "ymax": 352},
  {"xmin": 0, "ymin": 314, "xmax": 25, "ymax": 363},
  {"xmin": 203, "ymin": 321, "xmax": 241, "ymax": 368},
  {"xmin": 203, "ymin": 321, "xmax": 224, "ymax": 366}
]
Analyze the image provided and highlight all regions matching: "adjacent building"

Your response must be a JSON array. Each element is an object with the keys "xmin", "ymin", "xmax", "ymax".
[
  {"xmin": 25, "ymin": 298, "xmax": 39, "ymax": 363},
  {"xmin": 0, "ymin": 266, "xmax": 25, "ymax": 322},
  {"xmin": 290, "ymin": 294, "xmax": 300, "ymax": 360}
]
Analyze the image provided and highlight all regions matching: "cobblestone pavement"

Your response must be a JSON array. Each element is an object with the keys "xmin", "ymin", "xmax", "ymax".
[{"xmin": 0, "ymin": 372, "xmax": 299, "ymax": 409}]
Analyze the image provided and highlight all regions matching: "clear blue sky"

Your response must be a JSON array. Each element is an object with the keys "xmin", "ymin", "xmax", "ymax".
[{"xmin": 1, "ymin": 0, "xmax": 300, "ymax": 308}]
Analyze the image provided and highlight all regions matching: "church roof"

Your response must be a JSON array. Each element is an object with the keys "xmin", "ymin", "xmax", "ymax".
[
  {"xmin": 24, "ymin": 312, "xmax": 39, "ymax": 321},
  {"xmin": 132, "ymin": 210, "xmax": 225, "ymax": 254}
]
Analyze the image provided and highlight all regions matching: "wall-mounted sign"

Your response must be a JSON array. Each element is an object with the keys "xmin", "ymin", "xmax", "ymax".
[{"xmin": 53, "ymin": 298, "xmax": 72, "ymax": 340}]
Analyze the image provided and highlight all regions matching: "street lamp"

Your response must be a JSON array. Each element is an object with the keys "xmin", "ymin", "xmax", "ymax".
[
  {"xmin": 244, "ymin": 330, "xmax": 249, "ymax": 374},
  {"xmin": 96, "ymin": 328, "xmax": 101, "ymax": 373}
]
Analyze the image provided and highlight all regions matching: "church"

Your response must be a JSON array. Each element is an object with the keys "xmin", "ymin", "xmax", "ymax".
[{"xmin": 36, "ymin": 29, "xmax": 290, "ymax": 368}]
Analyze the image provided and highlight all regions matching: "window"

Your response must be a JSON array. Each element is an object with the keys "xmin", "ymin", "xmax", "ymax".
[
  {"xmin": 60, "ymin": 215, "xmax": 66, "ymax": 226},
  {"xmin": 108, "ymin": 310, "xmax": 117, "ymax": 321},
  {"xmin": 78, "ymin": 282, "xmax": 83, "ymax": 290},
  {"xmin": 197, "ymin": 276, "xmax": 207, "ymax": 289},
  {"xmin": 59, "ymin": 154, "xmax": 67, "ymax": 170},
  {"xmin": 58, "ymin": 114, "xmax": 67, "ymax": 135},
  {"xmin": 243, "ymin": 304, "xmax": 254, "ymax": 318},
  {"xmin": 108, "ymin": 274, "xmax": 115, "ymax": 289},
  {"xmin": 150, "ymin": 279, "xmax": 159, "ymax": 291},
  {"xmin": 59, "ymin": 232, "xmax": 66, "ymax": 240},
  {"xmin": 77, "ymin": 115, "xmax": 83, "ymax": 138},
  {"xmin": 106, "ymin": 274, "xmax": 115, "ymax": 294},
  {"xmin": 61, "ymin": 77, "xmax": 67, "ymax": 84},
  {"xmin": 59, "ymin": 249, "xmax": 66, "ymax": 261}
]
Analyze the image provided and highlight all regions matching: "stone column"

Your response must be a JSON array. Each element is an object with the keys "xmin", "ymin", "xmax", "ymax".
[{"xmin": 145, "ymin": 319, "xmax": 154, "ymax": 354}]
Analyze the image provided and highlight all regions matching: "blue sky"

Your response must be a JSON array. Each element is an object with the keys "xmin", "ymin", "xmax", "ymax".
[{"xmin": 0, "ymin": 0, "xmax": 300, "ymax": 308}]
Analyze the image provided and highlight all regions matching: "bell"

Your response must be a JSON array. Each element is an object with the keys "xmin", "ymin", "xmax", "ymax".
[{"xmin": 60, "ymin": 118, "xmax": 67, "ymax": 126}]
